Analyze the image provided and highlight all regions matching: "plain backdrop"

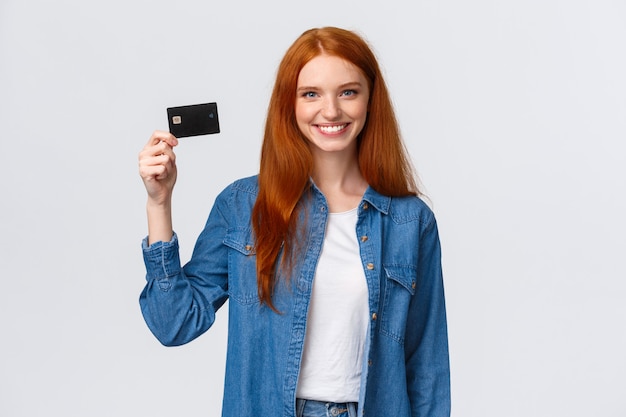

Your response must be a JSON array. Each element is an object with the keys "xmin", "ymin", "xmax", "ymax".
[{"xmin": 1, "ymin": 0, "xmax": 625, "ymax": 416}]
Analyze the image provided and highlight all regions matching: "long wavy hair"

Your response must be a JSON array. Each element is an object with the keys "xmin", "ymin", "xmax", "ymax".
[{"xmin": 252, "ymin": 27, "xmax": 420, "ymax": 311}]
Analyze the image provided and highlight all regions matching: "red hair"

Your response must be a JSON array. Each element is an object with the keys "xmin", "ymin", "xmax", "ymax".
[{"xmin": 253, "ymin": 27, "xmax": 419, "ymax": 311}]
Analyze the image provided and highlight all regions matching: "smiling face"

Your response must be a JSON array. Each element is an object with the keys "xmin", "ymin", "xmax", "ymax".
[{"xmin": 295, "ymin": 54, "xmax": 370, "ymax": 160}]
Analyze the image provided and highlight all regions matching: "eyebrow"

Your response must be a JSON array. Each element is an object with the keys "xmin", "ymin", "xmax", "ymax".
[{"xmin": 296, "ymin": 81, "xmax": 364, "ymax": 93}]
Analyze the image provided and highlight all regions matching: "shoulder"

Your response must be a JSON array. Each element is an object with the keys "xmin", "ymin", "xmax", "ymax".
[
  {"xmin": 222, "ymin": 175, "xmax": 259, "ymax": 196},
  {"xmin": 215, "ymin": 175, "xmax": 259, "ymax": 203},
  {"xmin": 210, "ymin": 175, "xmax": 259, "ymax": 224},
  {"xmin": 365, "ymin": 187, "xmax": 436, "ymax": 227},
  {"xmin": 388, "ymin": 194, "xmax": 436, "ymax": 228}
]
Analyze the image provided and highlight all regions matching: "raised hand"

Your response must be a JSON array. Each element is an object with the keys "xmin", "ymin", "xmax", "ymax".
[
  {"xmin": 138, "ymin": 130, "xmax": 179, "ymax": 244},
  {"xmin": 139, "ymin": 130, "xmax": 179, "ymax": 206}
]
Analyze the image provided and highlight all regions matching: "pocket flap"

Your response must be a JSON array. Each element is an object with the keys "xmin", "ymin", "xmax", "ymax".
[
  {"xmin": 383, "ymin": 265, "xmax": 417, "ymax": 295},
  {"xmin": 223, "ymin": 228, "xmax": 256, "ymax": 255}
]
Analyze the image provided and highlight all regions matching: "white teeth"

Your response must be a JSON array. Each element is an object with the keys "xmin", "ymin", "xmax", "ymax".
[{"xmin": 319, "ymin": 124, "xmax": 346, "ymax": 133}]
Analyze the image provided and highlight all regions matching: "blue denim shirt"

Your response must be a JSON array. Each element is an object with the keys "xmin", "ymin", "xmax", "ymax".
[{"xmin": 140, "ymin": 176, "xmax": 450, "ymax": 417}]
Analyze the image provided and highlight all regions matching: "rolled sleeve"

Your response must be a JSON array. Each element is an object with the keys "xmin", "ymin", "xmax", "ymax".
[{"xmin": 142, "ymin": 233, "xmax": 181, "ymax": 282}]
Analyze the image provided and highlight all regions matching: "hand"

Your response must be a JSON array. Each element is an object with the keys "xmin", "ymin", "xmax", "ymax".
[{"xmin": 138, "ymin": 130, "xmax": 179, "ymax": 206}]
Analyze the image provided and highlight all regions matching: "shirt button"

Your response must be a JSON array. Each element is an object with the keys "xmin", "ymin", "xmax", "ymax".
[
  {"xmin": 411, "ymin": 280, "xmax": 416, "ymax": 289},
  {"xmin": 360, "ymin": 235, "xmax": 368, "ymax": 242},
  {"xmin": 368, "ymin": 359, "xmax": 373, "ymax": 366},
  {"xmin": 371, "ymin": 312, "xmax": 377, "ymax": 321},
  {"xmin": 245, "ymin": 245, "xmax": 253, "ymax": 251},
  {"xmin": 362, "ymin": 203, "xmax": 369, "ymax": 210},
  {"xmin": 366, "ymin": 262, "xmax": 374, "ymax": 270}
]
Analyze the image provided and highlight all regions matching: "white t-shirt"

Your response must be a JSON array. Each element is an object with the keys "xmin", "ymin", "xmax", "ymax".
[{"xmin": 296, "ymin": 207, "xmax": 369, "ymax": 402}]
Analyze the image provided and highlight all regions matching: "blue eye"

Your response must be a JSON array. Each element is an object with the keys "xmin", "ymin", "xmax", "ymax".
[
  {"xmin": 302, "ymin": 91, "xmax": 317, "ymax": 98},
  {"xmin": 342, "ymin": 89, "xmax": 357, "ymax": 97}
]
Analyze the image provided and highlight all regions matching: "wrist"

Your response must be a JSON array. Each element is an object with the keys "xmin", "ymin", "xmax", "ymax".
[
  {"xmin": 146, "ymin": 196, "xmax": 172, "ymax": 211},
  {"xmin": 146, "ymin": 201, "xmax": 174, "ymax": 245}
]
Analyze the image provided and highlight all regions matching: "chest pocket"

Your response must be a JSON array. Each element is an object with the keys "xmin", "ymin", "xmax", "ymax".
[
  {"xmin": 380, "ymin": 265, "xmax": 417, "ymax": 344},
  {"xmin": 223, "ymin": 229, "xmax": 260, "ymax": 305}
]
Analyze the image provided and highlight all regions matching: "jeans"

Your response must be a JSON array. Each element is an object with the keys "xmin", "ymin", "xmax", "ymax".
[{"xmin": 296, "ymin": 399, "xmax": 358, "ymax": 417}]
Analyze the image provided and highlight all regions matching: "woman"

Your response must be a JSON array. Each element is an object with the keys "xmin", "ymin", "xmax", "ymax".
[{"xmin": 138, "ymin": 27, "xmax": 450, "ymax": 417}]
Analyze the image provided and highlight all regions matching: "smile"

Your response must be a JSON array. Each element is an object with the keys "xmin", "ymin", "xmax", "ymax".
[{"xmin": 317, "ymin": 124, "xmax": 347, "ymax": 133}]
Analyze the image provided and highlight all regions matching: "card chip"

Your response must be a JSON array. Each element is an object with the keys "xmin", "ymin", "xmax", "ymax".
[{"xmin": 172, "ymin": 116, "xmax": 182, "ymax": 124}]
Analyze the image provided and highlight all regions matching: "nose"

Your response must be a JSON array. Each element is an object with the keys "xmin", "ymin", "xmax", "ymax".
[{"xmin": 321, "ymin": 97, "xmax": 341, "ymax": 120}]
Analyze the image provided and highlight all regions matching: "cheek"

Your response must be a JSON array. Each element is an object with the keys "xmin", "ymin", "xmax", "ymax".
[
  {"xmin": 352, "ymin": 101, "xmax": 369, "ymax": 123},
  {"xmin": 294, "ymin": 103, "xmax": 306, "ymax": 124},
  {"xmin": 295, "ymin": 104, "xmax": 317, "ymax": 129},
  {"xmin": 294, "ymin": 105, "xmax": 311, "ymax": 137}
]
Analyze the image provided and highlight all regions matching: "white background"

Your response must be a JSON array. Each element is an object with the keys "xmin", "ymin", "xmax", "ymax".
[{"xmin": 1, "ymin": 0, "xmax": 625, "ymax": 416}]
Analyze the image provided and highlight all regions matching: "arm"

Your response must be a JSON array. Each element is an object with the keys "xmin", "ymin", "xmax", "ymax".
[
  {"xmin": 137, "ymin": 131, "xmax": 229, "ymax": 346},
  {"xmin": 405, "ymin": 215, "xmax": 451, "ymax": 416},
  {"xmin": 138, "ymin": 198, "xmax": 230, "ymax": 346}
]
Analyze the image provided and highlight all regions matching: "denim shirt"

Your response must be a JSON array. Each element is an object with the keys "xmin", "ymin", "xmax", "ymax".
[{"xmin": 140, "ymin": 176, "xmax": 450, "ymax": 417}]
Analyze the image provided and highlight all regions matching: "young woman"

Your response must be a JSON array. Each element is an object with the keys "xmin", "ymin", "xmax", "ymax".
[{"xmin": 138, "ymin": 27, "xmax": 450, "ymax": 417}]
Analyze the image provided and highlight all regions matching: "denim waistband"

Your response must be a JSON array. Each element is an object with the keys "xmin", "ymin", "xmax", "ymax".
[{"xmin": 296, "ymin": 398, "xmax": 358, "ymax": 417}]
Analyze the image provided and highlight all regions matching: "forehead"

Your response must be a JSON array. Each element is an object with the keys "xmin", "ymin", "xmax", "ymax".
[{"xmin": 297, "ymin": 54, "xmax": 365, "ymax": 86}]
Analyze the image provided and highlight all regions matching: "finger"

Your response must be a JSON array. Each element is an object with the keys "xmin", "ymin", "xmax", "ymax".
[
  {"xmin": 139, "ymin": 162, "xmax": 169, "ymax": 181},
  {"xmin": 139, "ymin": 153, "xmax": 175, "ymax": 173},
  {"xmin": 155, "ymin": 155, "xmax": 177, "ymax": 180},
  {"xmin": 139, "ymin": 141, "xmax": 177, "ymax": 163},
  {"xmin": 156, "ymin": 164, "xmax": 176, "ymax": 180},
  {"xmin": 147, "ymin": 130, "xmax": 179, "ymax": 148},
  {"xmin": 140, "ymin": 162, "xmax": 176, "ymax": 184}
]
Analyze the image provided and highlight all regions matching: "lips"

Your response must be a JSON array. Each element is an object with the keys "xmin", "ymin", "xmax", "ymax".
[{"xmin": 317, "ymin": 124, "xmax": 348, "ymax": 133}]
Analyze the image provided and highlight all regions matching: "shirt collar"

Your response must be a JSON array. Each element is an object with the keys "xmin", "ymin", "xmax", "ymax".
[
  {"xmin": 362, "ymin": 186, "xmax": 391, "ymax": 215},
  {"xmin": 307, "ymin": 178, "xmax": 391, "ymax": 215}
]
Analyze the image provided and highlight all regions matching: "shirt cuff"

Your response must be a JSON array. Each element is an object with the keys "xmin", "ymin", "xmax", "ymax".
[{"xmin": 141, "ymin": 232, "xmax": 182, "ymax": 281}]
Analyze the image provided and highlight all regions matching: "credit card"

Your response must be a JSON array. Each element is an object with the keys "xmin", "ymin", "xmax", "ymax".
[{"xmin": 167, "ymin": 102, "xmax": 220, "ymax": 138}]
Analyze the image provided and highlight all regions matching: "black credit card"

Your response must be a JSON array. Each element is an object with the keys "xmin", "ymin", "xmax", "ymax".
[{"xmin": 167, "ymin": 102, "xmax": 220, "ymax": 138}]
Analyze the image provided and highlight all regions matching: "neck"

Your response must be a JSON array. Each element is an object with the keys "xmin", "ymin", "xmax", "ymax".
[{"xmin": 311, "ymin": 151, "xmax": 368, "ymax": 212}]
